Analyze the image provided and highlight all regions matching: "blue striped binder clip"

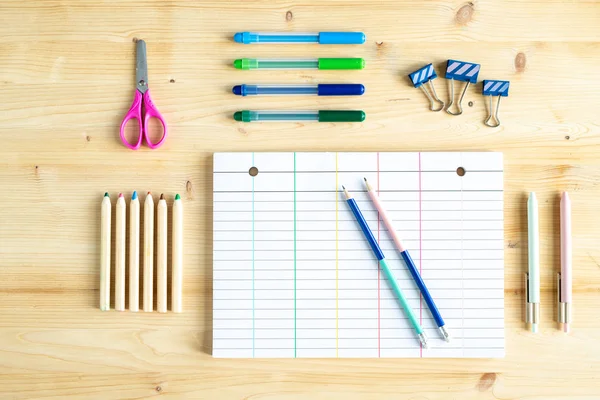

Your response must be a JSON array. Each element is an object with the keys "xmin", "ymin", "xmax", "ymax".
[
  {"xmin": 445, "ymin": 59, "xmax": 480, "ymax": 116},
  {"xmin": 483, "ymin": 80, "xmax": 510, "ymax": 127},
  {"xmin": 408, "ymin": 63, "xmax": 444, "ymax": 112}
]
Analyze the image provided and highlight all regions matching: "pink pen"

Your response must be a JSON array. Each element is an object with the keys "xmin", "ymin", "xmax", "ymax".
[{"xmin": 558, "ymin": 192, "xmax": 572, "ymax": 333}]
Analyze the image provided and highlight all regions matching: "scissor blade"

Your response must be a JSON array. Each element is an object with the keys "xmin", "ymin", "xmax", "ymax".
[{"xmin": 135, "ymin": 39, "xmax": 149, "ymax": 93}]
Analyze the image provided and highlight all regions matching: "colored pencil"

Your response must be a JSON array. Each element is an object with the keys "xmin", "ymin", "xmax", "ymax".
[
  {"xmin": 156, "ymin": 194, "xmax": 167, "ymax": 313},
  {"xmin": 129, "ymin": 191, "xmax": 140, "ymax": 312},
  {"xmin": 143, "ymin": 192, "xmax": 154, "ymax": 312},
  {"xmin": 115, "ymin": 193, "xmax": 126, "ymax": 311},
  {"xmin": 342, "ymin": 185, "xmax": 428, "ymax": 348},
  {"xmin": 172, "ymin": 194, "xmax": 183, "ymax": 313},
  {"xmin": 364, "ymin": 178, "xmax": 449, "ymax": 341},
  {"xmin": 100, "ymin": 192, "xmax": 111, "ymax": 311}
]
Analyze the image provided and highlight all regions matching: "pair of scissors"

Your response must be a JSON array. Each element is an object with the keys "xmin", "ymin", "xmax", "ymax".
[{"xmin": 120, "ymin": 39, "xmax": 167, "ymax": 150}]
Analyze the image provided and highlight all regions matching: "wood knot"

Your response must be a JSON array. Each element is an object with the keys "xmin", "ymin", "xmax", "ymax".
[
  {"xmin": 132, "ymin": 37, "xmax": 138, "ymax": 43},
  {"xmin": 86, "ymin": 135, "xmax": 91, "ymax": 142},
  {"xmin": 186, "ymin": 180, "xmax": 193, "ymax": 198},
  {"xmin": 565, "ymin": 135, "xmax": 570, "ymax": 140},
  {"xmin": 285, "ymin": 11, "xmax": 293, "ymax": 21},
  {"xmin": 155, "ymin": 386, "xmax": 162, "ymax": 392},
  {"xmin": 237, "ymin": 127, "xmax": 247, "ymax": 135},
  {"xmin": 477, "ymin": 373, "xmax": 497, "ymax": 392},
  {"xmin": 170, "ymin": 79, "xmax": 175, "ymax": 83},
  {"xmin": 376, "ymin": 41, "xmax": 384, "ymax": 47},
  {"xmin": 515, "ymin": 52, "xmax": 527, "ymax": 72},
  {"xmin": 456, "ymin": 2, "xmax": 474, "ymax": 25}
]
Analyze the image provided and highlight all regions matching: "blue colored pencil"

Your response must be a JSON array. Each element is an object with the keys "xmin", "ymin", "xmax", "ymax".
[
  {"xmin": 342, "ymin": 185, "xmax": 428, "ymax": 348},
  {"xmin": 364, "ymin": 178, "xmax": 450, "ymax": 342}
]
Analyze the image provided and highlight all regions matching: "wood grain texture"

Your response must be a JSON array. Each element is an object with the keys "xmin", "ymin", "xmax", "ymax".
[{"xmin": 1, "ymin": 0, "xmax": 599, "ymax": 398}]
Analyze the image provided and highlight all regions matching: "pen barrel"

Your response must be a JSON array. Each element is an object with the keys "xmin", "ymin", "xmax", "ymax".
[
  {"xmin": 318, "ymin": 58, "xmax": 365, "ymax": 70},
  {"xmin": 560, "ymin": 193, "xmax": 572, "ymax": 302},
  {"xmin": 319, "ymin": 32, "xmax": 365, "ymax": 44},
  {"xmin": 318, "ymin": 110, "xmax": 365, "ymax": 122},
  {"xmin": 527, "ymin": 193, "xmax": 540, "ymax": 303},
  {"xmin": 401, "ymin": 251, "xmax": 445, "ymax": 328},
  {"xmin": 346, "ymin": 198, "xmax": 384, "ymax": 260}
]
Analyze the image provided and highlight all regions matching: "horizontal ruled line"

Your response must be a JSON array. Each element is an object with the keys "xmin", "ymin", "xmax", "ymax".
[{"xmin": 214, "ymin": 170, "xmax": 502, "ymax": 174}]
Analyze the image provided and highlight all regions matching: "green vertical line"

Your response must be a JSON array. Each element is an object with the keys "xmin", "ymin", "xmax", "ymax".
[
  {"xmin": 252, "ymin": 152, "xmax": 255, "ymax": 358},
  {"xmin": 293, "ymin": 152, "xmax": 297, "ymax": 358}
]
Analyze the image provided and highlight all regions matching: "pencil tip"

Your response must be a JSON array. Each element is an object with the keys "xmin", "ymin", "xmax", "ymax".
[
  {"xmin": 147, "ymin": 191, "xmax": 151, "ymax": 195},
  {"xmin": 160, "ymin": 193, "xmax": 164, "ymax": 200},
  {"xmin": 341, "ymin": 185, "xmax": 345, "ymax": 189},
  {"xmin": 175, "ymin": 194, "xmax": 181, "ymax": 200},
  {"xmin": 104, "ymin": 192, "xmax": 109, "ymax": 197},
  {"xmin": 364, "ymin": 177, "xmax": 367, "ymax": 182},
  {"xmin": 132, "ymin": 191, "xmax": 137, "ymax": 200}
]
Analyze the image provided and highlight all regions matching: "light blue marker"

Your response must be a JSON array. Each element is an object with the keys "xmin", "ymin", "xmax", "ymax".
[{"xmin": 233, "ymin": 31, "xmax": 365, "ymax": 44}]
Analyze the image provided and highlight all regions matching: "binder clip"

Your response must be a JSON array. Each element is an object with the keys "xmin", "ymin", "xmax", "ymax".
[
  {"xmin": 445, "ymin": 59, "xmax": 480, "ymax": 116},
  {"xmin": 482, "ymin": 80, "xmax": 510, "ymax": 127},
  {"xmin": 408, "ymin": 63, "xmax": 444, "ymax": 112}
]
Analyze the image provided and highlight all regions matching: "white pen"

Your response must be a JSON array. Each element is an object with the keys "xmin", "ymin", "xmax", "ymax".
[
  {"xmin": 525, "ymin": 192, "xmax": 540, "ymax": 332},
  {"xmin": 558, "ymin": 192, "xmax": 572, "ymax": 332}
]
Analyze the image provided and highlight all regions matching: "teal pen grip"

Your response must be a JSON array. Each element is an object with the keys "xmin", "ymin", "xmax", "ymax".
[{"xmin": 379, "ymin": 259, "xmax": 423, "ymax": 334}]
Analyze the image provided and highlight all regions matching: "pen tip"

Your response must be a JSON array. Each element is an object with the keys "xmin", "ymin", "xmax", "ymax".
[
  {"xmin": 118, "ymin": 193, "xmax": 123, "ymax": 198},
  {"xmin": 175, "ymin": 194, "xmax": 181, "ymax": 200},
  {"xmin": 147, "ymin": 191, "xmax": 151, "ymax": 195},
  {"xmin": 132, "ymin": 191, "xmax": 137, "ymax": 200},
  {"xmin": 104, "ymin": 192, "xmax": 109, "ymax": 197}
]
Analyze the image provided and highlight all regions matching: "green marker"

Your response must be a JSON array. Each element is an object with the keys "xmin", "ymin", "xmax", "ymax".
[
  {"xmin": 233, "ymin": 58, "xmax": 365, "ymax": 70},
  {"xmin": 233, "ymin": 110, "xmax": 365, "ymax": 123}
]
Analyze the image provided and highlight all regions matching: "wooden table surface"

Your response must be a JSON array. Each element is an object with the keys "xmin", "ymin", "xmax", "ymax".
[{"xmin": 1, "ymin": 1, "xmax": 600, "ymax": 399}]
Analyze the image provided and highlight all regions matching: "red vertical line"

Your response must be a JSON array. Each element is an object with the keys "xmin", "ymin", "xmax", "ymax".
[
  {"xmin": 377, "ymin": 152, "xmax": 381, "ymax": 357},
  {"xmin": 418, "ymin": 152, "xmax": 423, "ymax": 358}
]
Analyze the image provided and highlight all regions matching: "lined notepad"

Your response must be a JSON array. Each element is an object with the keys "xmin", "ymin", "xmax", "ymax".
[{"xmin": 213, "ymin": 152, "xmax": 504, "ymax": 358}]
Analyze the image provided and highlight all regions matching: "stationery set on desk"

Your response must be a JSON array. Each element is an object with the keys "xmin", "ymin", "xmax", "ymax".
[{"xmin": 105, "ymin": 31, "xmax": 574, "ymax": 359}]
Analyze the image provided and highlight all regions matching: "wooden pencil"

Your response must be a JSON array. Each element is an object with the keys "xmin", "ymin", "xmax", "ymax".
[
  {"xmin": 100, "ymin": 192, "xmax": 111, "ymax": 311},
  {"xmin": 156, "ymin": 194, "xmax": 168, "ymax": 313},
  {"xmin": 115, "ymin": 193, "xmax": 126, "ymax": 311},
  {"xmin": 129, "ymin": 191, "xmax": 140, "ymax": 312},
  {"xmin": 172, "ymin": 194, "xmax": 183, "ymax": 313},
  {"xmin": 143, "ymin": 192, "xmax": 154, "ymax": 312}
]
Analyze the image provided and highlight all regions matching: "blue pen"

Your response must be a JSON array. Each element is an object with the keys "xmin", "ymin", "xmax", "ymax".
[
  {"xmin": 234, "ymin": 31, "xmax": 365, "ymax": 45},
  {"xmin": 364, "ymin": 178, "xmax": 450, "ymax": 342},
  {"xmin": 342, "ymin": 185, "xmax": 428, "ymax": 348},
  {"xmin": 232, "ymin": 84, "xmax": 365, "ymax": 96}
]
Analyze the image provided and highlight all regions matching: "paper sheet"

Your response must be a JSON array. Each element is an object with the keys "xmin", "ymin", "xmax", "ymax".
[{"xmin": 213, "ymin": 152, "xmax": 504, "ymax": 358}]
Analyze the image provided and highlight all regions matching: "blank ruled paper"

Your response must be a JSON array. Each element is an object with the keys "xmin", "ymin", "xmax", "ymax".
[{"xmin": 213, "ymin": 152, "xmax": 504, "ymax": 358}]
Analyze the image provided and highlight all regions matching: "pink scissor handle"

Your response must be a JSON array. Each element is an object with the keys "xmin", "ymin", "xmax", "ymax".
[
  {"xmin": 119, "ymin": 90, "xmax": 144, "ymax": 150},
  {"xmin": 142, "ymin": 89, "xmax": 168, "ymax": 149}
]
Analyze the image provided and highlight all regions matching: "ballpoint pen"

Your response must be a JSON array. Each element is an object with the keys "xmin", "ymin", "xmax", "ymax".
[
  {"xmin": 364, "ymin": 178, "xmax": 450, "ymax": 342},
  {"xmin": 342, "ymin": 185, "xmax": 428, "ymax": 348},
  {"xmin": 233, "ymin": 58, "xmax": 365, "ymax": 70},
  {"xmin": 558, "ymin": 192, "xmax": 572, "ymax": 333},
  {"xmin": 233, "ymin": 110, "xmax": 365, "ymax": 123},
  {"xmin": 232, "ymin": 84, "xmax": 365, "ymax": 96},
  {"xmin": 526, "ymin": 192, "xmax": 540, "ymax": 333},
  {"xmin": 234, "ymin": 31, "xmax": 365, "ymax": 44}
]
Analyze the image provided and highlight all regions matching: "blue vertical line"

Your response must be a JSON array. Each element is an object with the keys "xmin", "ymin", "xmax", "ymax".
[
  {"xmin": 293, "ymin": 152, "xmax": 297, "ymax": 358},
  {"xmin": 252, "ymin": 152, "xmax": 255, "ymax": 358}
]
